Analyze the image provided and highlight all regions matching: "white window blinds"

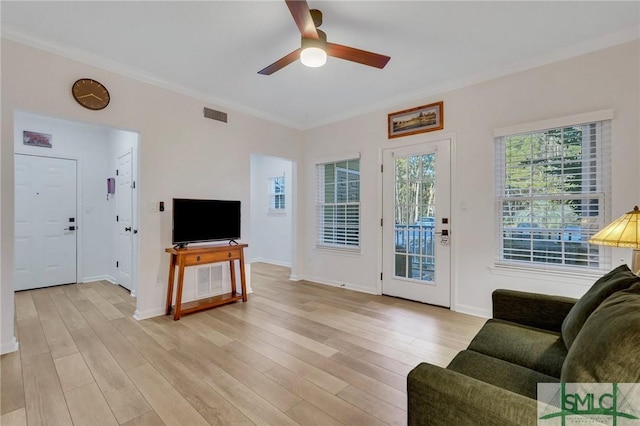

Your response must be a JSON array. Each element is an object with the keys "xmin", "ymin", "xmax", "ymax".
[
  {"xmin": 495, "ymin": 119, "xmax": 611, "ymax": 272},
  {"xmin": 316, "ymin": 158, "xmax": 361, "ymax": 249}
]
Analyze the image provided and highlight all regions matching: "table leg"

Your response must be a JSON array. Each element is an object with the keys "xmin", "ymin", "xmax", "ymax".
[
  {"xmin": 174, "ymin": 257, "xmax": 186, "ymax": 321},
  {"xmin": 165, "ymin": 254, "xmax": 176, "ymax": 315},
  {"xmin": 229, "ymin": 260, "xmax": 237, "ymax": 296},
  {"xmin": 239, "ymin": 248, "xmax": 247, "ymax": 302}
]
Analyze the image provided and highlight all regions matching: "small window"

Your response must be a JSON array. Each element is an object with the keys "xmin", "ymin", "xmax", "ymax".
[
  {"xmin": 268, "ymin": 176, "xmax": 285, "ymax": 213},
  {"xmin": 495, "ymin": 119, "xmax": 611, "ymax": 272},
  {"xmin": 316, "ymin": 158, "xmax": 360, "ymax": 249}
]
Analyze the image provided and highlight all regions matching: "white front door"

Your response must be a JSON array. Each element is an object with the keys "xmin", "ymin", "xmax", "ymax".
[
  {"xmin": 382, "ymin": 140, "xmax": 451, "ymax": 307},
  {"xmin": 116, "ymin": 150, "xmax": 133, "ymax": 291},
  {"xmin": 14, "ymin": 154, "xmax": 77, "ymax": 291}
]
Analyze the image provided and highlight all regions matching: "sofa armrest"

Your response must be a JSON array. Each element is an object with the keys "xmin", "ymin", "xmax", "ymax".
[
  {"xmin": 408, "ymin": 362, "xmax": 538, "ymax": 426},
  {"xmin": 492, "ymin": 289, "xmax": 577, "ymax": 332}
]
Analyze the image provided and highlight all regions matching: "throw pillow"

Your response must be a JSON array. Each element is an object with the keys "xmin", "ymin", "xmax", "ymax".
[
  {"xmin": 561, "ymin": 284, "xmax": 640, "ymax": 383},
  {"xmin": 561, "ymin": 264, "xmax": 640, "ymax": 349}
]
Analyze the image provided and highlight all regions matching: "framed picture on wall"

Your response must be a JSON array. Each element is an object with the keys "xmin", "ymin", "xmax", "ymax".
[
  {"xmin": 23, "ymin": 131, "xmax": 52, "ymax": 148},
  {"xmin": 388, "ymin": 101, "xmax": 444, "ymax": 139}
]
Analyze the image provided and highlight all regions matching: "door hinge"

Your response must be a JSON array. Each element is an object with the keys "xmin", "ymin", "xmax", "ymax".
[
  {"xmin": 380, "ymin": 218, "xmax": 383, "ymax": 227},
  {"xmin": 380, "ymin": 272, "xmax": 383, "ymax": 280},
  {"xmin": 116, "ymin": 261, "xmax": 119, "ymax": 268},
  {"xmin": 132, "ymin": 181, "xmax": 136, "ymax": 189},
  {"xmin": 116, "ymin": 169, "xmax": 119, "ymax": 176},
  {"xmin": 380, "ymin": 164, "xmax": 383, "ymax": 173},
  {"xmin": 116, "ymin": 215, "xmax": 119, "ymax": 222}
]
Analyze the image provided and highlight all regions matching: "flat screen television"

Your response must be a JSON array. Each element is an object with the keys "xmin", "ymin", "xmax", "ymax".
[{"xmin": 172, "ymin": 198, "xmax": 241, "ymax": 247}]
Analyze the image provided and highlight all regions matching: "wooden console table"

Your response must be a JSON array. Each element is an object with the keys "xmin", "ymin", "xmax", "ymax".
[{"xmin": 165, "ymin": 243, "xmax": 248, "ymax": 320}]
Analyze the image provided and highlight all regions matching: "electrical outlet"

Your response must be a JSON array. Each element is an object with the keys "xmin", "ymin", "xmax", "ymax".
[{"xmin": 149, "ymin": 201, "xmax": 158, "ymax": 212}]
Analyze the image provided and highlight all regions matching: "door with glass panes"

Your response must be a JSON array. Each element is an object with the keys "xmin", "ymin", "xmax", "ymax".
[{"xmin": 382, "ymin": 140, "xmax": 451, "ymax": 306}]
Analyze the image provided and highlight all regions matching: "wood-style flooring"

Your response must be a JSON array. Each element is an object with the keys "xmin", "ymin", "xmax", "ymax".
[{"xmin": 1, "ymin": 262, "xmax": 485, "ymax": 426}]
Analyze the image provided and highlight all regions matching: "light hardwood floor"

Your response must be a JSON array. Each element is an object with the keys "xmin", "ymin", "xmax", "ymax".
[{"xmin": 1, "ymin": 263, "xmax": 485, "ymax": 426}]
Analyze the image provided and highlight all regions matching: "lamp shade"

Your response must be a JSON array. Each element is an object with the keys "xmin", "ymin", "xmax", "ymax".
[{"xmin": 588, "ymin": 206, "xmax": 640, "ymax": 248}]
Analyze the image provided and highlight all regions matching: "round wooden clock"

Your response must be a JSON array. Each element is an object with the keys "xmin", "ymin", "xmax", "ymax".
[{"xmin": 72, "ymin": 78, "xmax": 110, "ymax": 110}]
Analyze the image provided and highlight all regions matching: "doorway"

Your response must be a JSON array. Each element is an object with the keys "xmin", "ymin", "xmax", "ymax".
[
  {"xmin": 13, "ymin": 111, "xmax": 139, "ymax": 296},
  {"xmin": 249, "ymin": 154, "xmax": 295, "ymax": 271},
  {"xmin": 382, "ymin": 139, "xmax": 451, "ymax": 307}
]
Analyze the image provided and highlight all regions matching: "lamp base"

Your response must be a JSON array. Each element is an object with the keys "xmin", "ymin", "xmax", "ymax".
[{"xmin": 633, "ymin": 249, "xmax": 640, "ymax": 275}]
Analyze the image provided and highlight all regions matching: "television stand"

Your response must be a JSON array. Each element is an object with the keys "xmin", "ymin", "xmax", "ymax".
[{"xmin": 165, "ymin": 243, "xmax": 248, "ymax": 320}]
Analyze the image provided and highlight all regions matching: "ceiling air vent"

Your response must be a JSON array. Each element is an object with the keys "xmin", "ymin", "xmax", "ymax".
[{"xmin": 203, "ymin": 107, "xmax": 228, "ymax": 123}]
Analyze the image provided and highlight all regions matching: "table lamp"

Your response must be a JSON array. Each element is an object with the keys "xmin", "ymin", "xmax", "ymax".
[{"xmin": 588, "ymin": 206, "xmax": 640, "ymax": 274}]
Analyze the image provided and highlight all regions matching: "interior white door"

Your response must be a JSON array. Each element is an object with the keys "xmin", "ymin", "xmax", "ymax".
[
  {"xmin": 14, "ymin": 154, "xmax": 77, "ymax": 291},
  {"xmin": 115, "ymin": 150, "xmax": 133, "ymax": 291},
  {"xmin": 382, "ymin": 140, "xmax": 451, "ymax": 307}
]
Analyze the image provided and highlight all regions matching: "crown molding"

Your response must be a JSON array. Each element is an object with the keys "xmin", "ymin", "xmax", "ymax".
[
  {"xmin": 308, "ymin": 25, "xmax": 640, "ymax": 130},
  {"xmin": 1, "ymin": 26, "xmax": 304, "ymax": 130},
  {"xmin": 2, "ymin": 24, "xmax": 638, "ymax": 131}
]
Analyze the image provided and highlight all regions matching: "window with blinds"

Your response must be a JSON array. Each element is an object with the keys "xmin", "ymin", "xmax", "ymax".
[
  {"xmin": 268, "ymin": 176, "xmax": 285, "ymax": 212},
  {"xmin": 316, "ymin": 158, "xmax": 360, "ymax": 249},
  {"xmin": 495, "ymin": 119, "xmax": 611, "ymax": 271}
]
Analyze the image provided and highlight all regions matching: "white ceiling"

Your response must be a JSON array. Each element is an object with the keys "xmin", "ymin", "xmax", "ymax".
[{"xmin": 2, "ymin": 1, "xmax": 639, "ymax": 129}]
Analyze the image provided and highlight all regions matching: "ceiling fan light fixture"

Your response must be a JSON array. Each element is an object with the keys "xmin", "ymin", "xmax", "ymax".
[
  {"xmin": 258, "ymin": 3, "xmax": 390, "ymax": 75},
  {"xmin": 300, "ymin": 46, "xmax": 327, "ymax": 67}
]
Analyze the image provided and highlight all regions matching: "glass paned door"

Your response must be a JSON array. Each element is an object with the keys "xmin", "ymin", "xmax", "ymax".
[{"xmin": 382, "ymin": 140, "xmax": 451, "ymax": 306}]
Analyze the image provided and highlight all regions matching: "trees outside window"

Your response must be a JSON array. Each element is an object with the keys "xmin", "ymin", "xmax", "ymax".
[
  {"xmin": 316, "ymin": 159, "xmax": 360, "ymax": 248},
  {"xmin": 495, "ymin": 121, "xmax": 611, "ymax": 270}
]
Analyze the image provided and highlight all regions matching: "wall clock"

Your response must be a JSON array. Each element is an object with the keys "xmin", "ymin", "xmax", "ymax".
[{"xmin": 72, "ymin": 78, "xmax": 110, "ymax": 110}]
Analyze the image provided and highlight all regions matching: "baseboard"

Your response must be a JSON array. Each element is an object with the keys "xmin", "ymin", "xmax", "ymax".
[
  {"xmin": 289, "ymin": 274, "xmax": 300, "ymax": 281},
  {"xmin": 82, "ymin": 275, "xmax": 116, "ymax": 284},
  {"xmin": 302, "ymin": 275, "xmax": 379, "ymax": 295},
  {"xmin": 453, "ymin": 303, "xmax": 491, "ymax": 319},
  {"xmin": 133, "ymin": 307, "xmax": 165, "ymax": 320},
  {"xmin": 251, "ymin": 258, "xmax": 292, "ymax": 268},
  {"xmin": 1, "ymin": 337, "xmax": 19, "ymax": 355}
]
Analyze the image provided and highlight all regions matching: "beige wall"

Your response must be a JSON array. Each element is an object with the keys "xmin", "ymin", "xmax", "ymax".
[
  {"xmin": 2, "ymin": 37, "xmax": 638, "ymax": 353},
  {"xmin": 303, "ymin": 40, "xmax": 640, "ymax": 316},
  {"xmin": 1, "ymin": 39, "xmax": 304, "ymax": 352}
]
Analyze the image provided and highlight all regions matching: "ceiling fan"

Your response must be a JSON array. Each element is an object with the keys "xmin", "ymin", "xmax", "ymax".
[{"xmin": 258, "ymin": 0, "xmax": 391, "ymax": 75}]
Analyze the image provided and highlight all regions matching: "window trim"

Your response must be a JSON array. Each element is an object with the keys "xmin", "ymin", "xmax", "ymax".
[
  {"xmin": 268, "ymin": 175, "xmax": 286, "ymax": 214},
  {"xmin": 493, "ymin": 109, "xmax": 613, "ymax": 137},
  {"xmin": 315, "ymin": 156, "xmax": 361, "ymax": 252},
  {"xmin": 494, "ymin": 113, "xmax": 612, "ymax": 273}
]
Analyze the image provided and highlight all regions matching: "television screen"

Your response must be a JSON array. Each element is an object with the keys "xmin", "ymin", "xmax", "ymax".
[{"xmin": 172, "ymin": 198, "xmax": 241, "ymax": 246}]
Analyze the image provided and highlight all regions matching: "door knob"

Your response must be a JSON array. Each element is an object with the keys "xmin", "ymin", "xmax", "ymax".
[
  {"xmin": 125, "ymin": 227, "xmax": 132, "ymax": 232},
  {"xmin": 64, "ymin": 226, "xmax": 76, "ymax": 231}
]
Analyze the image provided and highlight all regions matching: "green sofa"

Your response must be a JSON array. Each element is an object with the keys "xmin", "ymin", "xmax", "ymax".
[{"xmin": 407, "ymin": 265, "xmax": 640, "ymax": 425}]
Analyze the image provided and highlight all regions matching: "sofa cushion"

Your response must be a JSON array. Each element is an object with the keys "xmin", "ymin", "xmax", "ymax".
[
  {"xmin": 561, "ymin": 264, "xmax": 640, "ymax": 350},
  {"xmin": 468, "ymin": 319, "xmax": 566, "ymax": 378},
  {"xmin": 561, "ymin": 285, "xmax": 640, "ymax": 383},
  {"xmin": 447, "ymin": 350, "xmax": 559, "ymax": 400}
]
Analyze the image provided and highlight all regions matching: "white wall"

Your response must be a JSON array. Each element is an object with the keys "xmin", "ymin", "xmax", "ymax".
[
  {"xmin": 13, "ymin": 111, "xmax": 114, "ymax": 283},
  {"xmin": 303, "ymin": 40, "xmax": 640, "ymax": 316},
  {"xmin": 1, "ymin": 38, "xmax": 304, "ymax": 352},
  {"xmin": 250, "ymin": 154, "xmax": 293, "ymax": 267},
  {"xmin": 1, "ymin": 36, "xmax": 638, "ymax": 354}
]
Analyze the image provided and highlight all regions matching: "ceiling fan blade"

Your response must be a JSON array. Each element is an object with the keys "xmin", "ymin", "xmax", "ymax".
[
  {"xmin": 285, "ymin": 0, "xmax": 319, "ymax": 39},
  {"xmin": 258, "ymin": 49, "xmax": 301, "ymax": 75},
  {"xmin": 326, "ymin": 42, "xmax": 390, "ymax": 69}
]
